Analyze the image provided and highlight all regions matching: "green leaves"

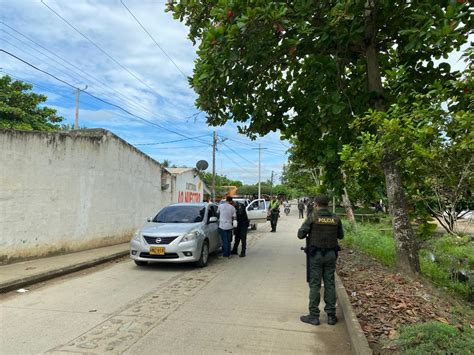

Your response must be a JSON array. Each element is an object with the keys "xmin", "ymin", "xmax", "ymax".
[{"xmin": 0, "ymin": 75, "xmax": 63, "ymax": 131}]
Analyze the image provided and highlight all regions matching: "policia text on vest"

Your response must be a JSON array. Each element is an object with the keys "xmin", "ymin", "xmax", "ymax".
[{"xmin": 297, "ymin": 195, "xmax": 344, "ymax": 326}]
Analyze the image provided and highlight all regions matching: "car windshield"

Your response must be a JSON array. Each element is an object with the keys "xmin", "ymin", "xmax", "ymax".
[{"xmin": 153, "ymin": 205, "xmax": 206, "ymax": 223}]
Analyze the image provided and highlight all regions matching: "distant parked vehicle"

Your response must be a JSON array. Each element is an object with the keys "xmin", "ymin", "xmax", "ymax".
[
  {"xmin": 130, "ymin": 203, "xmax": 220, "ymax": 268},
  {"xmin": 220, "ymin": 197, "xmax": 268, "ymax": 230}
]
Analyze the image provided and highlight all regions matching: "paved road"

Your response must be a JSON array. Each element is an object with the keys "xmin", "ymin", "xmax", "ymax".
[{"xmin": 0, "ymin": 210, "xmax": 351, "ymax": 354}]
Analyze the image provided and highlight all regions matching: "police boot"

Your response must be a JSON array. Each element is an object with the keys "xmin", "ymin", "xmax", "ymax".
[
  {"xmin": 327, "ymin": 314, "xmax": 338, "ymax": 325},
  {"xmin": 300, "ymin": 315, "xmax": 320, "ymax": 326}
]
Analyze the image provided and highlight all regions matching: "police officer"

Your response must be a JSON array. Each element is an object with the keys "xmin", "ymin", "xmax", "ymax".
[
  {"xmin": 297, "ymin": 194, "xmax": 343, "ymax": 326},
  {"xmin": 268, "ymin": 196, "xmax": 280, "ymax": 232}
]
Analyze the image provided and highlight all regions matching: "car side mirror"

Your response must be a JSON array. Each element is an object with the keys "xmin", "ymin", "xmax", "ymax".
[
  {"xmin": 147, "ymin": 217, "xmax": 152, "ymax": 222},
  {"xmin": 209, "ymin": 216, "xmax": 218, "ymax": 223}
]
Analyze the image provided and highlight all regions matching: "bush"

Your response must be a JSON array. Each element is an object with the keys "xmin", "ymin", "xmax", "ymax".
[
  {"xmin": 342, "ymin": 222, "xmax": 473, "ymax": 301},
  {"xmin": 420, "ymin": 235, "xmax": 473, "ymax": 301},
  {"xmin": 395, "ymin": 321, "xmax": 474, "ymax": 355},
  {"xmin": 342, "ymin": 221, "xmax": 396, "ymax": 267}
]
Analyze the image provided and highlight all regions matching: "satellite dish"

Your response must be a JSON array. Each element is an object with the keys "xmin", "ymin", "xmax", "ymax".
[{"xmin": 196, "ymin": 160, "xmax": 209, "ymax": 171}]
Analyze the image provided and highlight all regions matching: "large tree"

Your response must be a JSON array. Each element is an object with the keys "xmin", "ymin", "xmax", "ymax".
[
  {"xmin": 0, "ymin": 75, "xmax": 63, "ymax": 131},
  {"xmin": 169, "ymin": 1, "xmax": 472, "ymax": 276}
]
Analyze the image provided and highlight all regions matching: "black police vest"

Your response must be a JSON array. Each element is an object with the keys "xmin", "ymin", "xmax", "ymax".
[{"xmin": 309, "ymin": 213, "xmax": 340, "ymax": 248}]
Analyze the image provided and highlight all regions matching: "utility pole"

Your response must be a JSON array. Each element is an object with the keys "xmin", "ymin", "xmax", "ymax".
[
  {"xmin": 212, "ymin": 131, "xmax": 217, "ymax": 202},
  {"xmin": 270, "ymin": 170, "xmax": 274, "ymax": 197},
  {"xmin": 252, "ymin": 144, "xmax": 267, "ymax": 200},
  {"xmin": 74, "ymin": 88, "xmax": 80, "ymax": 129},
  {"xmin": 74, "ymin": 85, "xmax": 88, "ymax": 129}
]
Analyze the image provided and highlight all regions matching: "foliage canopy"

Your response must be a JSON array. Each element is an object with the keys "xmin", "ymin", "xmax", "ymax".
[{"xmin": 0, "ymin": 75, "xmax": 63, "ymax": 131}]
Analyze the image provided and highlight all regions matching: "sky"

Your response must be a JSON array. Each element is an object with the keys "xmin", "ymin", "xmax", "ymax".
[
  {"xmin": 1, "ymin": 1, "xmax": 470, "ymax": 186},
  {"xmin": 0, "ymin": 0, "xmax": 289, "ymax": 185}
]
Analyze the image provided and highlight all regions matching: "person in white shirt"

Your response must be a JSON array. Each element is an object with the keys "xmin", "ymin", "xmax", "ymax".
[{"xmin": 217, "ymin": 196, "xmax": 236, "ymax": 258}]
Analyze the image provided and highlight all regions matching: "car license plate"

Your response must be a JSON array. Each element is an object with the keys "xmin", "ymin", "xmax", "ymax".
[{"xmin": 150, "ymin": 246, "xmax": 165, "ymax": 255}]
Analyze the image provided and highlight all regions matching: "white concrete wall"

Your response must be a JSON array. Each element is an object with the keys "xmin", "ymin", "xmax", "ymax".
[{"xmin": 0, "ymin": 129, "xmax": 171, "ymax": 263}]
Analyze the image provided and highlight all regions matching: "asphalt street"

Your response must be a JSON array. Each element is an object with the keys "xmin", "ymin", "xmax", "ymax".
[{"xmin": 0, "ymin": 209, "xmax": 351, "ymax": 354}]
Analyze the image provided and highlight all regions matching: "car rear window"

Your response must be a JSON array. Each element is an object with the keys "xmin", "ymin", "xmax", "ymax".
[{"xmin": 153, "ymin": 206, "xmax": 206, "ymax": 223}]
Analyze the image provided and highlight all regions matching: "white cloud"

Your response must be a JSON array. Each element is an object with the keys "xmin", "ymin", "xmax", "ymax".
[{"xmin": 1, "ymin": 0, "xmax": 289, "ymax": 184}]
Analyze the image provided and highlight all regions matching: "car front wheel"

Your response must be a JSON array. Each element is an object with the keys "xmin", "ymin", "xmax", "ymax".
[{"xmin": 196, "ymin": 241, "xmax": 209, "ymax": 268}]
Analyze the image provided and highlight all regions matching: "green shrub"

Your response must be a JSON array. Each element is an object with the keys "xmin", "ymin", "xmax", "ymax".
[
  {"xmin": 420, "ymin": 235, "xmax": 473, "ymax": 301},
  {"xmin": 342, "ymin": 221, "xmax": 396, "ymax": 267},
  {"xmin": 395, "ymin": 321, "xmax": 474, "ymax": 355},
  {"xmin": 341, "ymin": 222, "xmax": 473, "ymax": 301}
]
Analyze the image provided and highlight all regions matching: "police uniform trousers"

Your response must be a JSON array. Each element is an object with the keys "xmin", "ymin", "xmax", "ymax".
[
  {"xmin": 270, "ymin": 211, "xmax": 279, "ymax": 231},
  {"xmin": 298, "ymin": 208, "xmax": 304, "ymax": 218},
  {"xmin": 309, "ymin": 249, "xmax": 337, "ymax": 317}
]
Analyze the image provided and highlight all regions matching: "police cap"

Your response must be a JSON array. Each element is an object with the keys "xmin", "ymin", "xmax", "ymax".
[{"xmin": 314, "ymin": 194, "xmax": 329, "ymax": 206}]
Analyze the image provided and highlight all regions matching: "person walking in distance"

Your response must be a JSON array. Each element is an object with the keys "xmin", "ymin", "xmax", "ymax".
[
  {"xmin": 298, "ymin": 199, "xmax": 305, "ymax": 219},
  {"xmin": 217, "ymin": 196, "xmax": 236, "ymax": 258},
  {"xmin": 268, "ymin": 196, "xmax": 280, "ymax": 232},
  {"xmin": 306, "ymin": 198, "xmax": 314, "ymax": 218},
  {"xmin": 231, "ymin": 202, "xmax": 249, "ymax": 257},
  {"xmin": 297, "ymin": 194, "xmax": 344, "ymax": 326}
]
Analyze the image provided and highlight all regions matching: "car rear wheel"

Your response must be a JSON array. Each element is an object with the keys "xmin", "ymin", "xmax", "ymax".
[
  {"xmin": 251, "ymin": 224, "xmax": 257, "ymax": 230},
  {"xmin": 196, "ymin": 241, "xmax": 209, "ymax": 268},
  {"xmin": 134, "ymin": 260, "xmax": 148, "ymax": 267}
]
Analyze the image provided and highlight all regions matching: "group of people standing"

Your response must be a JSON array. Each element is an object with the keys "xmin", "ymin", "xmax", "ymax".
[
  {"xmin": 297, "ymin": 198, "xmax": 315, "ymax": 219},
  {"xmin": 217, "ymin": 194, "xmax": 344, "ymax": 327},
  {"xmin": 216, "ymin": 196, "xmax": 248, "ymax": 258}
]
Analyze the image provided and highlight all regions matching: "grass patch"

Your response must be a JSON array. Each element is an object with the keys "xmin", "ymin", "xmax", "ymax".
[
  {"xmin": 341, "ymin": 221, "xmax": 396, "ymax": 267},
  {"xmin": 420, "ymin": 235, "xmax": 473, "ymax": 301},
  {"xmin": 341, "ymin": 222, "xmax": 473, "ymax": 301},
  {"xmin": 394, "ymin": 321, "xmax": 474, "ymax": 355}
]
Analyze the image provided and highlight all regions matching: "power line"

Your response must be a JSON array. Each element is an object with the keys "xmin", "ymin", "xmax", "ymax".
[
  {"xmin": 1, "ymin": 22, "xmax": 170, "ymax": 120},
  {"xmin": 1, "ymin": 37, "xmax": 83, "ymax": 86},
  {"xmin": 1, "ymin": 48, "xmax": 211, "ymax": 145},
  {"xmin": 0, "ymin": 69, "xmax": 163, "ymax": 126},
  {"xmin": 1, "ymin": 49, "xmax": 77, "ymax": 89},
  {"xmin": 1, "ymin": 22, "xmax": 202, "ymax": 129},
  {"xmin": 221, "ymin": 141, "xmax": 254, "ymax": 164},
  {"xmin": 40, "ymin": 0, "xmax": 164, "ymax": 98},
  {"xmin": 120, "ymin": 0, "xmax": 188, "ymax": 80},
  {"xmin": 133, "ymin": 134, "xmax": 211, "ymax": 146},
  {"xmin": 220, "ymin": 135, "xmax": 288, "ymax": 152},
  {"xmin": 139, "ymin": 145, "xmax": 210, "ymax": 150},
  {"xmin": 219, "ymin": 150, "xmax": 249, "ymax": 174}
]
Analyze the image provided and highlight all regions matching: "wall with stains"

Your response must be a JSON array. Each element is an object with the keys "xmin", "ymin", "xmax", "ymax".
[{"xmin": 0, "ymin": 129, "xmax": 169, "ymax": 264}]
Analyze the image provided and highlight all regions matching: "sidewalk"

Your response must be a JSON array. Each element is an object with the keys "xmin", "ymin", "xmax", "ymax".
[
  {"xmin": 0, "ymin": 243, "xmax": 129, "ymax": 293},
  {"xmin": 0, "ymin": 219, "xmax": 372, "ymax": 354}
]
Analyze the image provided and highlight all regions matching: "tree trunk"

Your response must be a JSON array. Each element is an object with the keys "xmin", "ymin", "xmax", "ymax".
[
  {"xmin": 382, "ymin": 155, "xmax": 420, "ymax": 274},
  {"xmin": 364, "ymin": 0, "xmax": 419, "ymax": 276},
  {"xmin": 341, "ymin": 170, "xmax": 356, "ymax": 226}
]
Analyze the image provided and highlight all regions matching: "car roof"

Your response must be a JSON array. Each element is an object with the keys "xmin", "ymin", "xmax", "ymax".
[{"xmin": 168, "ymin": 202, "xmax": 215, "ymax": 207}]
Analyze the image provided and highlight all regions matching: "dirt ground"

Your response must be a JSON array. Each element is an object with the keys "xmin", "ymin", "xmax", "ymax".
[{"xmin": 337, "ymin": 247, "xmax": 473, "ymax": 354}]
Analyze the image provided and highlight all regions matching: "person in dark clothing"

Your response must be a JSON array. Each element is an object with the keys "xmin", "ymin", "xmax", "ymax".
[
  {"xmin": 306, "ymin": 199, "xmax": 314, "ymax": 218},
  {"xmin": 231, "ymin": 202, "xmax": 249, "ymax": 257},
  {"xmin": 298, "ymin": 199, "xmax": 305, "ymax": 219},
  {"xmin": 268, "ymin": 196, "xmax": 280, "ymax": 232},
  {"xmin": 297, "ymin": 194, "xmax": 344, "ymax": 326}
]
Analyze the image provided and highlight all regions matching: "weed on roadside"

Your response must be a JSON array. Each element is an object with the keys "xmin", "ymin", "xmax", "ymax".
[
  {"xmin": 420, "ymin": 235, "xmax": 473, "ymax": 301},
  {"xmin": 342, "ymin": 221, "xmax": 396, "ymax": 267},
  {"xmin": 393, "ymin": 321, "xmax": 474, "ymax": 355}
]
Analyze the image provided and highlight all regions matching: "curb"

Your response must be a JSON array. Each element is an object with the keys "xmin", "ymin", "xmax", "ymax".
[
  {"xmin": 336, "ymin": 274, "xmax": 373, "ymax": 355},
  {"xmin": 0, "ymin": 250, "xmax": 129, "ymax": 294}
]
